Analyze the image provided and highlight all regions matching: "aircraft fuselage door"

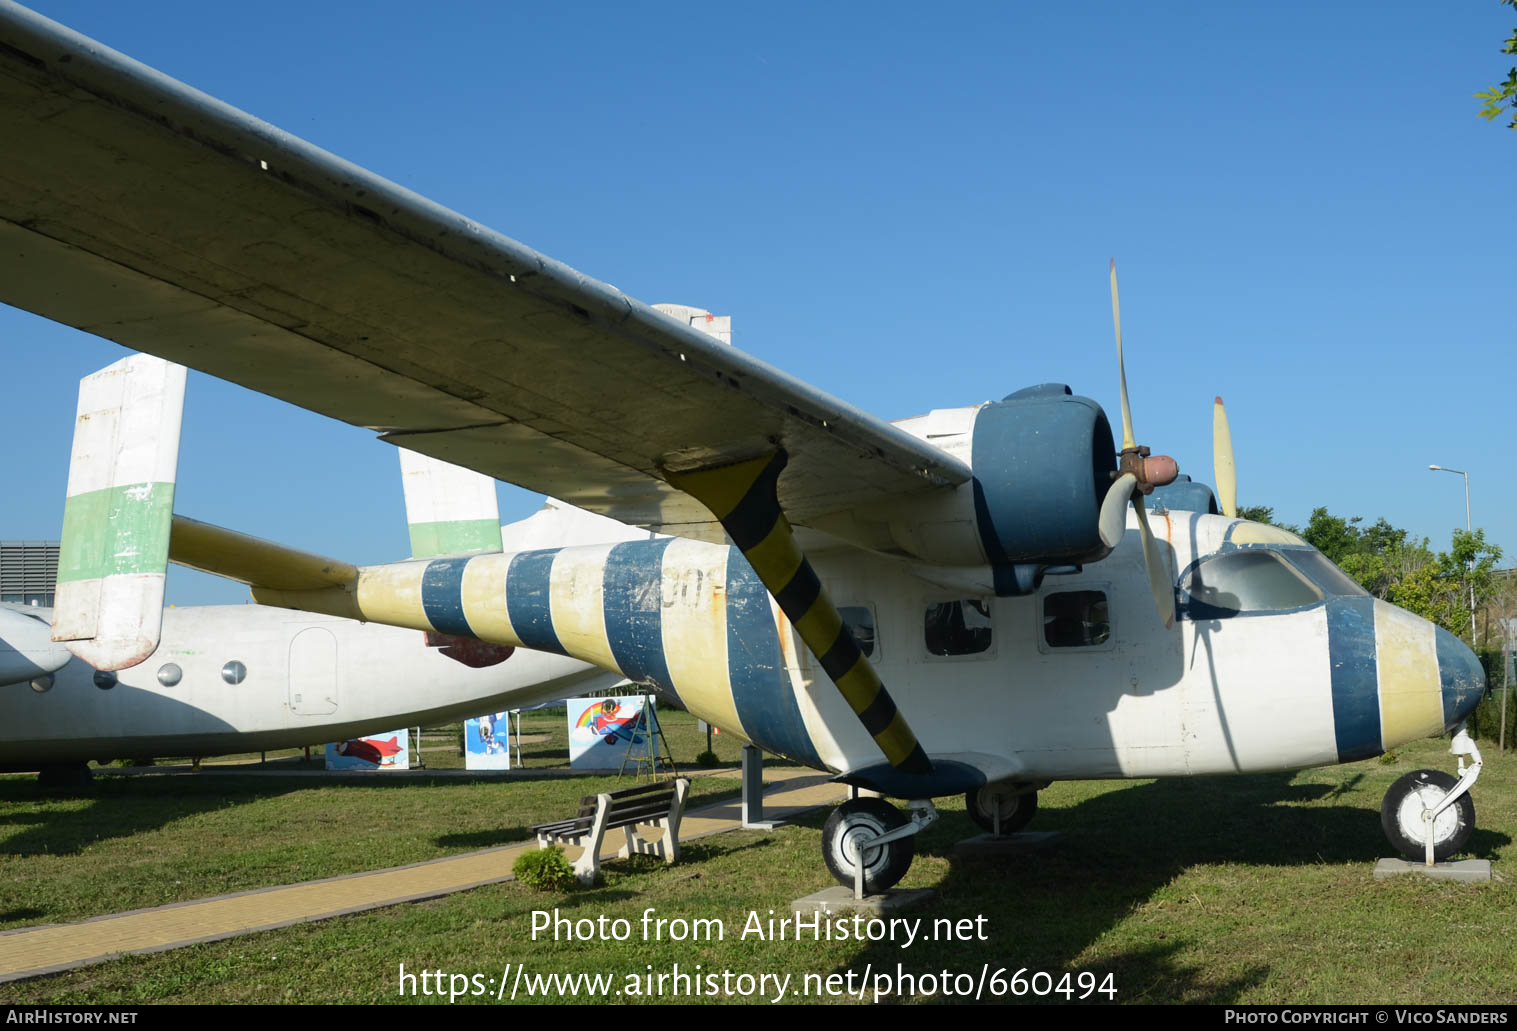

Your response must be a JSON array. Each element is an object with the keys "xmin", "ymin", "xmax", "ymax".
[{"xmin": 289, "ymin": 626, "xmax": 338, "ymax": 715}]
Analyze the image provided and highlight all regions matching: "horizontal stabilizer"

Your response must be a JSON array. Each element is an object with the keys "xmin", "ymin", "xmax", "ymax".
[
  {"xmin": 52, "ymin": 355, "xmax": 185, "ymax": 671},
  {"xmin": 169, "ymin": 516, "xmax": 357, "ymax": 591}
]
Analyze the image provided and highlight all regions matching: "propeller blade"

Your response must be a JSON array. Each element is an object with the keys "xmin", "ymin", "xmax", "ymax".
[
  {"xmin": 1099, "ymin": 472, "xmax": 1137, "ymax": 549},
  {"xmin": 1110, "ymin": 259, "xmax": 1136, "ymax": 452},
  {"xmin": 1133, "ymin": 494, "xmax": 1175, "ymax": 630},
  {"xmin": 1213, "ymin": 396, "xmax": 1237, "ymax": 518}
]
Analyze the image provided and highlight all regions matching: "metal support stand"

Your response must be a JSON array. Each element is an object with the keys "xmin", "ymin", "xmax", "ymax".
[
  {"xmin": 618, "ymin": 696, "xmax": 677, "ymax": 781},
  {"xmin": 741, "ymin": 744, "xmax": 776, "ymax": 828}
]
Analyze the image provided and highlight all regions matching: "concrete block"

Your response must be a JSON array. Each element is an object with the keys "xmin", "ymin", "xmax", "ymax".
[
  {"xmin": 1372, "ymin": 858, "xmax": 1492, "ymax": 883},
  {"xmin": 952, "ymin": 831, "xmax": 1063, "ymax": 858},
  {"xmin": 792, "ymin": 886, "xmax": 935, "ymax": 916}
]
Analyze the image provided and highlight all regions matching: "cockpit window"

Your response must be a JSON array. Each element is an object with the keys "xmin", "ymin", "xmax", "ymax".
[
  {"xmin": 1180, "ymin": 550, "xmax": 1323, "ymax": 618},
  {"xmin": 1280, "ymin": 550, "xmax": 1370, "ymax": 598}
]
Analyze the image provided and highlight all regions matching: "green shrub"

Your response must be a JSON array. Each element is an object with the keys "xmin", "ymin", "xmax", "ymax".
[
  {"xmin": 694, "ymin": 750, "xmax": 720, "ymax": 768},
  {"xmin": 513, "ymin": 846, "xmax": 578, "ymax": 891},
  {"xmin": 1467, "ymin": 686, "xmax": 1514, "ymax": 747}
]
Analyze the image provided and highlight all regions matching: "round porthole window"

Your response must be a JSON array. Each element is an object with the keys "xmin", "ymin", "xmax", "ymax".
[
  {"xmin": 157, "ymin": 663, "xmax": 182, "ymax": 687},
  {"xmin": 30, "ymin": 674, "xmax": 53, "ymax": 693},
  {"xmin": 93, "ymin": 670, "xmax": 117, "ymax": 690},
  {"xmin": 221, "ymin": 660, "xmax": 246, "ymax": 686}
]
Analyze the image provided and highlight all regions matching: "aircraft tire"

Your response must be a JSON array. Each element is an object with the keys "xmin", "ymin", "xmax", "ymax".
[
  {"xmin": 1380, "ymin": 769, "xmax": 1475, "ymax": 863},
  {"xmin": 822, "ymin": 798, "xmax": 914, "ymax": 894},
  {"xmin": 965, "ymin": 786, "xmax": 1037, "ymax": 835}
]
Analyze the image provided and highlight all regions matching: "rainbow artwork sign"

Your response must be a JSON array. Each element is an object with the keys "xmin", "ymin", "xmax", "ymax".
[{"xmin": 566, "ymin": 695, "xmax": 655, "ymax": 769}]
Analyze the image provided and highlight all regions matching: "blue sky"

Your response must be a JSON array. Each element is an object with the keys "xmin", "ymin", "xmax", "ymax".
[{"xmin": 5, "ymin": 1, "xmax": 1512, "ymax": 605}]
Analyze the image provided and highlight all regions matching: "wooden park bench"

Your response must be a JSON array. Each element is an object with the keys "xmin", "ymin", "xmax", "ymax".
[{"xmin": 530, "ymin": 777, "xmax": 691, "ymax": 885}]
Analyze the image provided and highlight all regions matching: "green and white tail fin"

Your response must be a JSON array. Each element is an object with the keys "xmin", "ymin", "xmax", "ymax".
[
  {"xmin": 52, "ymin": 354, "xmax": 185, "ymax": 670},
  {"xmin": 398, "ymin": 449, "xmax": 502, "ymax": 559}
]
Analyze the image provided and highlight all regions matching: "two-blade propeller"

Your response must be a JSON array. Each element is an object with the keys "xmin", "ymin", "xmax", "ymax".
[{"xmin": 1096, "ymin": 260, "xmax": 1180, "ymax": 629}]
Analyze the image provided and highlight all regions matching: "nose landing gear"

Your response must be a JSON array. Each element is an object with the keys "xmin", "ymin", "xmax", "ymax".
[{"xmin": 1379, "ymin": 726, "xmax": 1482, "ymax": 864}]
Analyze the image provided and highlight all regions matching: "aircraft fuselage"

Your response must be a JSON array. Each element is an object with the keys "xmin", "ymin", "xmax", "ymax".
[
  {"xmin": 246, "ymin": 510, "xmax": 1485, "ymax": 798},
  {"xmin": 1, "ymin": 604, "xmax": 609, "ymax": 768}
]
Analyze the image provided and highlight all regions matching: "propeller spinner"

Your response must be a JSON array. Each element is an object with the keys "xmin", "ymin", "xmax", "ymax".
[{"xmin": 1097, "ymin": 260, "xmax": 1179, "ymax": 629}]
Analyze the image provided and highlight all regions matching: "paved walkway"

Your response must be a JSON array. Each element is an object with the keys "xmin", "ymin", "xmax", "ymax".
[{"xmin": 0, "ymin": 769, "xmax": 848, "ymax": 984}]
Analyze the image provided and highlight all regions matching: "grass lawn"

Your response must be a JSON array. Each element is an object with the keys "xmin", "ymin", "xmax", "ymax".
[{"xmin": 0, "ymin": 733, "xmax": 1512, "ymax": 1005}]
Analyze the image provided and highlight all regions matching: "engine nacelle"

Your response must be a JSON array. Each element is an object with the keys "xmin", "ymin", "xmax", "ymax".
[
  {"xmin": 968, "ymin": 384, "xmax": 1115, "ymax": 593},
  {"xmin": 831, "ymin": 386, "xmax": 1117, "ymax": 593}
]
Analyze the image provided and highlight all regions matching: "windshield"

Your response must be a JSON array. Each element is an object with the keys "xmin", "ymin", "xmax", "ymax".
[
  {"xmin": 1180, "ymin": 549, "xmax": 1323, "ymax": 618},
  {"xmin": 1280, "ymin": 550, "xmax": 1370, "ymax": 597}
]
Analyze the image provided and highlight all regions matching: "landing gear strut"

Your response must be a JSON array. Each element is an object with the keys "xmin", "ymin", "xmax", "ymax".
[
  {"xmin": 821, "ymin": 798, "xmax": 937, "ymax": 895},
  {"xmin": 1380, "ymin": 725, "xmax": 1481, "ymax": 864},
  {"xmin": 965, "ymin": 784, "xmax": 1040, "ymax": 836}
]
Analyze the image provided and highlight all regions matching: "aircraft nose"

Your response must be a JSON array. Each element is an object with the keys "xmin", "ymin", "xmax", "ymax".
[{"xmin": 1435, "ymin": 626, "xmax": 1486, "ymax": 728}]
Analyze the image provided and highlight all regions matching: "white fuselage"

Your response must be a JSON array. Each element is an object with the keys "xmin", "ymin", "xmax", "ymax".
[{"xmin": 1, "ymin": 604, "xmax": 611, "ymax": 767}]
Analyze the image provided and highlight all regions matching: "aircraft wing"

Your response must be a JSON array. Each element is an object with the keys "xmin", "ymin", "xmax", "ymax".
[{"xmin": 0, "ymin": 4, "xmax": 970, "ymax": 541}]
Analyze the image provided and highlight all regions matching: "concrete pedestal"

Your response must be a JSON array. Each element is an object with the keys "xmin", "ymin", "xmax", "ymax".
[
  {"xmin": 952, "ymin": 830, "xmax": 1063, "ymax": 858},
  {"xmin": 1372, "ymin": 858, "xmax": 1492, "ymax": 883},
  {"xmin": 792, "ymin": 885, "xmax": 936, "ymax": 916}
]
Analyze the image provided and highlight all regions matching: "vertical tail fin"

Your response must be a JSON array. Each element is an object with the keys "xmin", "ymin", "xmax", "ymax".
[
  {"xmin": 398, "ymin": 449, "xmax": 502, "ymax": 558},
  {"xmin": 52, "ymin": 355, "xmax": 186, "ymax": 670}
]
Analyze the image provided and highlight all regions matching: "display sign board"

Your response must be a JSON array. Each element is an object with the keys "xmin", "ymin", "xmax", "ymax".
[
  {"xmin": 464, "ymin": 711, "xmax": 513, "ymax": 770},
  {"xmin": 325, "ymin": 730, "xmax": 410, "ymax": 770},
  {"xmin": 567, "ymin": 696, "xmax": 655, "ymax": 769}
]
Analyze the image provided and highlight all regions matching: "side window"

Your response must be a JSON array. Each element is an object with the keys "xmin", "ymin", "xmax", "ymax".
[
  {"xmin": 924, "ymin": 599, "xmax": 993, "ymax": 657},
  {"xmin": 839, "ymin": 605, "xmax": 877, "ymax": 658},
  {"xmin": 1044, "ymin": 590, "xmax": 1110, "ymax": 648}
]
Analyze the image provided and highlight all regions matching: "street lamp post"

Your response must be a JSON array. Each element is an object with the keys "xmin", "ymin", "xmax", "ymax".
[{"xmin": 1429, "ymin": 464, "xmax": 1476, "ymax": 648}]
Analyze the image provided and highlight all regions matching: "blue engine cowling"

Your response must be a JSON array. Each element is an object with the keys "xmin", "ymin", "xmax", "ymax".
[{"xmin": 969, "ymin": 384, "xmax": 1116, "ymax": 594}]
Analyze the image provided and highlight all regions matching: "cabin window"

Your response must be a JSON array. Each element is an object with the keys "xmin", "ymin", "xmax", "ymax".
[
  {"xmin": 221, "ymin": 660, "xmax": 247, "ymax": 686},
  {"xmin": 30, "ymin": 674, "xmax": 52, "ymax": 693},
  {"xmin": 93, "ymin": 670, "xmax": 116, "ymax": 690},
  {"xmin": 839, "ymin": 605, "xmax": 877, "ymax": 658},
  {"xmin": 924, "ymin": 599, "xmax": 993, "ymax": 656},
  {"xmin": 157, "ymin": 663, "xmax": 182, "ymax": 687},
  {"xmin": 1044, "ymin": 590, "xmax": 1110, "ymax": 648},
  {"xmin": 1181, "ymin": 549, "xmax": 1322, "ymax": 618}
]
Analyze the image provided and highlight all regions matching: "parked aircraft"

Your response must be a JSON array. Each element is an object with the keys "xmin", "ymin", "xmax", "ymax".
[
  {"xmin": 0, "ymin": 4, "xmax": 1488, "ymax": 887},
  {"xmin": 3, "ymin": 603, "xmax": 620, "ymax": 785},
  {"xmin": 2, "ymin": 358, "xmax": 646, "ymax": 786}
]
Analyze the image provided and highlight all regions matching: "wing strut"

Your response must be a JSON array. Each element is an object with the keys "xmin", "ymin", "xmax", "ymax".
[{"xmin": 669, "ymin": 451, "xmax": 932, "ymax": 776}]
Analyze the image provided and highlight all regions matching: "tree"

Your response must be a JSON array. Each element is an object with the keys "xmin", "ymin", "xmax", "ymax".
[
  {"xmin": 1291, "ymin": 507, "xmax": 1503, "ymax": 641},
  {"xmin": 1475, "ymin": 0, "xmax": 1517, "ymax": 128}
]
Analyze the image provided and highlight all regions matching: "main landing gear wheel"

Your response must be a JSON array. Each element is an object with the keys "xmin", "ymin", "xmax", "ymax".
[
  {"xmin": 965, "ymin": 786, "xmax": 1037, "ymax": 835},
  {"xmin": 822, "ymin": 798, "xmax": 915, "ymax": 894},
  {"xmin": 1381, "ymin": 769, "xmax": 1475, "ymax": 863}
]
